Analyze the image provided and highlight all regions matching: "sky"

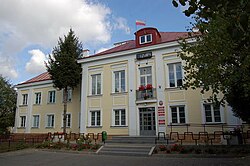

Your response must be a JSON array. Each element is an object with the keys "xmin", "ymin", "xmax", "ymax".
[{"xmin": 0, "ymin": 0, "xmax": 192, "ymax": 85}]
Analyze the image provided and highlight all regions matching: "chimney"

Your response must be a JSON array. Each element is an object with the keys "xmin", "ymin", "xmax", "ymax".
[{"xmin": 81, "ymin": 49, "xmax": 90, "ymax": 58}]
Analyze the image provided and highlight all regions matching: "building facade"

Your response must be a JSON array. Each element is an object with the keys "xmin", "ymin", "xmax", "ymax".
[
  {"xmin": 14, "ymin": 27, "xmax": 242, "ymax": 135},
  {"xmin": 14, "ymin": 73, "xmax": 81, "ymax": 133}
]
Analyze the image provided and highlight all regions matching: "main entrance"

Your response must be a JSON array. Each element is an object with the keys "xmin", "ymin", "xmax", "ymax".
[{"xmin": 139, "ymin": 107, "xmax": 156, "ymax": 136}]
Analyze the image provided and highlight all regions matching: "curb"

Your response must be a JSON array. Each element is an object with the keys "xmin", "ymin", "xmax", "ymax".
[{"xmin": 152, "ymin": 153, "xmax": 247, "ymax": 158}]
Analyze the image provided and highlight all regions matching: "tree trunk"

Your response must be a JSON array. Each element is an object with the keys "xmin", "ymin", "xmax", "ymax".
[{"xmin": 63, "ymin": 87, "xmax": 68, "ymax": 134}]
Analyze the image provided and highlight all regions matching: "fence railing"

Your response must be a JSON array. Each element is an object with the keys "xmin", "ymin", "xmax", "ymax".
[{"xmin": 156, "ymin": 123, "xmax": 250, "ymax": 145}]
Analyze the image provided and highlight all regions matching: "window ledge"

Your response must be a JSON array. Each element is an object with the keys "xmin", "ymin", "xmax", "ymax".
[
  {"xmin": 61, "ymin": 127, "xmax": 71, "ymax": 128},
  {"xmin": 87, "ymin": 126, "xmax": 102, "ymax": 128},
  {"xmin": 168, "ymin": 123, "xmax": 189, "ymax": 126},
  {"xmin": 110, "ymin": 126, "xmax": 128, "ymax": 128},
  {"xmin": 45, "ymin": 127, "xmax": 54, "ymax": 129},
  {"xmin": 17, "ymin": 127, "xmax": 26, "ymax": 129},
  {"xmin": 202, "ymin": 122, "xmax": 226, "ymax": 125},
  {"xmin": 19, "ymin": 105, "xmax": 28, "ymax": 107},
  {"xmin": 47, "ymin": 103, "xmax": 56, "ymax": 105},
  {"xmin": 165, "ymin": 87, "xmax": 183, "ymax": 91},
  {"xmin": 31, "ymin": 127, "xmax": 39, "ymax": 129},
  {"xmin": 33, "ymin": 104, "xmax": 41, "ymax": 106},
  {"xmin": 87, "ymin": 94, "xmax": 103, "ymax": 97},
  {"xmin": 110, "ymin": 92, "xmax": 128, "ymax": 95}
]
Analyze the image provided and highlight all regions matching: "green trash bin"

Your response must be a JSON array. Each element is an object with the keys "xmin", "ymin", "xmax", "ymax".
[{"xmin": 102, "ymin": 131, "xmax": 107, "ymax": 143}]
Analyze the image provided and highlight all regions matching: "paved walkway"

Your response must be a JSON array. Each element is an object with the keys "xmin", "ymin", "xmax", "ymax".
[{"xmin": 0, "ymin": 149, "xmax": 249, "ymax": 166}]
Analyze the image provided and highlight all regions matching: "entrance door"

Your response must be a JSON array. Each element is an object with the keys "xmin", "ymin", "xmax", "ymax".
[{"xmin": 139, "ymin": 107, "xmax": 156, "ymax": 136}]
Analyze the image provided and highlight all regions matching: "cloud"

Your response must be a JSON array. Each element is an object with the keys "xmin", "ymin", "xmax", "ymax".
[
  {"xmin": 0, "ymin": 0, "xmax": 130, "ymax": 79},
  {"xmin": 113, "ymin": 17, "xmax": 131, "ymax": 34},
  {"xmin": 25, "ymin": 49, "xmax": 48, "ymax": 74}
]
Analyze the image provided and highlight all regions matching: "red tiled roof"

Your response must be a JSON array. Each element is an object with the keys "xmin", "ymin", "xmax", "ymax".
[
  {"xmin": 92, "ymin": 32, "xmax": 189, "ymax": 57},
  {"xmin": 18, "ymin": 72, "xmax": 51, "ymax": 85}
]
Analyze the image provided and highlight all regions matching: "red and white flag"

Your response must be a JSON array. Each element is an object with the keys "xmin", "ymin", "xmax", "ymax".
[{"xmin": 136, "ymin": 20, "xmax": 146, "ymax": 26}]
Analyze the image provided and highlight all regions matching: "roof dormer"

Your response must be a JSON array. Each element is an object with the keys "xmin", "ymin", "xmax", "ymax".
[{"xmin": 135, "ymin": 27, "xmax": 161, "ymax": 48}]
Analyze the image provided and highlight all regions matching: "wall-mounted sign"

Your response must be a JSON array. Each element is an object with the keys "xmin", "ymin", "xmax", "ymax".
[
  {"xmin": 158, "ymin": 106, "xmax": 165, "ymax": 126},
  {"xmin": 136, "ymin": 52, "xmax": 152, "ymax": 60}
]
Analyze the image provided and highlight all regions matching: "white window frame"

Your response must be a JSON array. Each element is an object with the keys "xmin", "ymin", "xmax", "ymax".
[
  {"xmin": 202, "ymin": 103, "xmax": 223, "ymax": 124},
  {"xmin": 22, "ymin": 94, "xmax": 28, "ymax": 105},
  {"xmin": 62, "ymin": 88, "xmax": 72, "ymax": 102},
  {"xmin": 90, "ymin": 74, "xmax": 102, "ymax": 95},
  {"xmin": 139, "ymin": 66, "xmax": 153, "ymax": 86},
  {"xmin": 32, "ymin": 115, "xmax": 40, "ymax": 128},
  {"xmin": 139, "ymin": 34, "xmax": 152, "ymax": 44},
  {"xmin": 89, "ymin": 110, "xmax": 101, "ymax": 127},
  {"xmin": 20, "ymin": 116, "xmax": 26, "ymax": 127},
  {"xmin": 112, "ymin": 108, "xmax": 126, "ymax": 126},
  {"xmin": 48, "ymin": 90, "xmax": 56, "ymax": 103},
  {"xmin": 34, "ymin": 92, "xmax": 42, "ymax": 105},
  {"xmin": 61, "ymin": 113, "xmax": 71, "ymax": 128},
  {"xmin": 46, "ymin": 114, "xmax": 55, "ymax": 128},
  {"xmin": 168, "ymin": 105, "xmax": 188, "ymax": 124},
  {"xmin": 166, "ymin": 62, "xmax": 183, "ymax": 88}
]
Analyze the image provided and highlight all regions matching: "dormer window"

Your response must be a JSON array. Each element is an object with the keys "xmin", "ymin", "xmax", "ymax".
[{"xmin": 139, "ymin": 34, "xmax": 152, "ymax": 44}]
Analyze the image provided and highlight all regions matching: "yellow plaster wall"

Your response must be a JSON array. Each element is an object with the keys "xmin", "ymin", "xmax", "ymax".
[{"xmin": 86, "ymin": 61, "xmax": 129, "ymax": 135}]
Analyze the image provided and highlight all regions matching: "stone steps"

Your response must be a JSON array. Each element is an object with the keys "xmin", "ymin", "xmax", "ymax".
[{"xmin": 97, "ymin": 136, "xmax": 175, "ymax": 156}]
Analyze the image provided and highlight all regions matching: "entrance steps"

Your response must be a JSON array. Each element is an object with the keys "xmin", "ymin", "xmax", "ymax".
[{"xmin": 97, "ymin": 136, "xmax": 176, "ymax": 156}]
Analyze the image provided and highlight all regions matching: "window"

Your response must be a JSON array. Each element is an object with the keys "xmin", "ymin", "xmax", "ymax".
[
  {"xmin": 35, "ymin": 92, "xmax": 41, "ymax": 104},
  {"xmin": 91, "ymin": 74, "xmax": 101, "ymax": 95},
  {"xmin": 62, "ymin": 113, "xmax": 71, "ymax": 127},
  {"xmin": 139, "ymin": 34, "xmax": 152, "ymax": 44},
  {"xmin": 46, "ymin": 114, "xmax": 54, "ymax": 127},
  {"xmin": 32, "ymin": 115, "xmax": 39, "ymax": 128},
  {"xmin": 62, "ymin": 88, "xmax": 72, "ymax": 102},
  {"xmin": 140, "ymin": 66, "xmax": 152, "ymax": 86},
  {"xmin": 48, "ymin": 91, "xmax": 56, "ymax": 103},
  {"xmin": 204, "ymin": 104, "xmax": 221, "ymax": 123},
  {"xmin": 170, "ymin": 106, "xmax": 186, "ymax": 124},
  {"xmin": 168, "ymin": 62, "xmax": 183, "ymax": 87},
  {"xmin": 22, "ymin": 94, "xmax": 28, "ymax": 105},
  {"xmin": 114, "ymin": 70, "xmax": 125, "ymax": 93},
  {"xmin": 90, "ymin": 110, "xmax": 101, "ymax": 126},
  {"xmin": 20, "ymin": 116, "xmax": 26, "ymax": 127},
  {"xmin": 113, "ymin": 109, "xmax": 126, "ymax": 126}
]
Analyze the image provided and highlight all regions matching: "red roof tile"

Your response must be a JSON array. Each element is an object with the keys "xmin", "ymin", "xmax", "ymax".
[
  {"xmin": 18, "ymin": 72, "xmax": 51, "ymax": 85},
  {"xmin": 91, "ymin": 32, "xmax": 189, "ymax": 57}
]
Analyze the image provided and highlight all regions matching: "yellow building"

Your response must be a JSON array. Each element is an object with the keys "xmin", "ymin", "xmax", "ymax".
[
  {"xmin": 14, "ymin": 27, "xmax": 242, "ymax": 135},
  {"xmin": 14, "ymin": 72, "xmax": 81, "ymax": 133}
]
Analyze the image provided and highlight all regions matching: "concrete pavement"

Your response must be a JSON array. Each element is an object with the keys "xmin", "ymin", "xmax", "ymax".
[{"xmin": 0, "ymin": 149, "xmax": 249, "ymax": 166}]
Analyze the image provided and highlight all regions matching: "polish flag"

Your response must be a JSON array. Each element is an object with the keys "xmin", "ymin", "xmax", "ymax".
[{"xmin": 136, "ymin": 20, "xmax": 146, "ymax": 26}]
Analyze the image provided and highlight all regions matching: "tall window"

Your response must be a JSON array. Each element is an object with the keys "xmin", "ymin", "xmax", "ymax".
[
  {"xmin": 62, "ymin": 114, "xmax": 71, "ymax": 127},
  {"xmin": 35, "ymin": 92, "xmax": 41, "ymax": 104},
  {"xmin": 91, "ymin": 74, "xmax": 101, "ymax": 95},
  {"xmin": 90, "ymin": 110, "xmax": 101, "ymax": 126},
  {"xmin": 20, "ymin": 116, "xmax": 26, "ymax": 127},
  {"xmin": 204, "ymin": 104, "xmax": 221, "ymax": 123},
  {"xmin": 22, "ymin": 94, "xmax": 28, "ymax": 105},
  {"xmin": 114, "ymin": 70, "xmax": 125, "ymax": 93},
  {"xmin": 140, "ymin": 34, "xmax": 152, "ymax": 44},
  {"xmin": 140, "ymin": 66, "xmax": 152, "ymax": 86},
  {"xmin": 46, "ymin": 114, "xmax": 54, "ymax": 127},
  {"xmin": 63, "ymin": 88, "xmax": 72, "ymax": 102},
  {"xmin": 48, "ymin": 91, "xmax": 56, "ymax": 103},
  {"xmin": 168, "ymin": 62, "xmax": 183, "ymax": 87},
  {"xmin": 170, "ymin": 106, "xmax": 186, "ymax": 124},
  {"xmin": 32, "ymin": 115, "xmax": 39, "ymax": 128},
  {"xmin": 113, "ymin": 109, "xmax": 126, "ymax": 126}
]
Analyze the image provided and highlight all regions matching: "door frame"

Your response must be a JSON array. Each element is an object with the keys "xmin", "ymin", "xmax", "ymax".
[{"xmin": 138, "ymin": 106, "xmax": 156, "ymax": 136}]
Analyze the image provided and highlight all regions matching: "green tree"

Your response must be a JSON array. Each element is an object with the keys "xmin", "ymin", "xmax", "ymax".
[
  {"xmin": 0, "ymin": 76, "xmax": 16, "ymax": 134},
  {"xmin": 46, "ymin": 29, "xmax": 82, "ymax": 133},
  {"xmin": 172, "ymin": 0, "xmax": 250, "ymax": 122}
]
